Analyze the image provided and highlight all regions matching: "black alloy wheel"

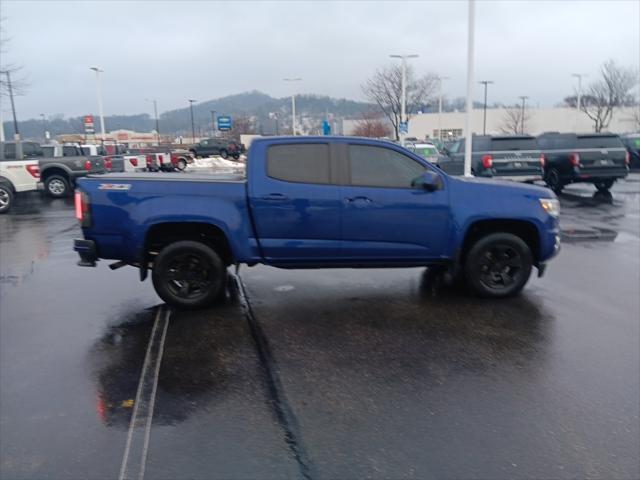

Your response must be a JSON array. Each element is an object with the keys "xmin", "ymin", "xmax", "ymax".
[
  {"xmin": 465, "ymin": 233, "xmax": 532, "ymax": 298},
  {"xmin": 152, "ymin": 241, "xmax": 226, "ymax": 309}
]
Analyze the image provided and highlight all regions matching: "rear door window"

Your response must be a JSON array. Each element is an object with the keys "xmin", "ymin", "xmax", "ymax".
[
  {"xmin": 267, "ymin": 144, "xmax": 331, "ymax": 184},
  {"xmin": 491, "ymin": 138, "xmax": 538, "ymax": 151},
  {"xmin": 348, "ymin": 144, "xmax": 426, "ymax": 188},
  {"xmin": 64, "ymin": 146, "xmax": 79, "ymax": 156},
  {"xmin": 577, "ymin": 135, "xmax": 624, "ymax": 149}
]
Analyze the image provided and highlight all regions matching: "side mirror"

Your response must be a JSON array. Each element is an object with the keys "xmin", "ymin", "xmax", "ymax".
[{"xmin": 412, "ymin": 171, "xmax": 443, "ymax": 192}]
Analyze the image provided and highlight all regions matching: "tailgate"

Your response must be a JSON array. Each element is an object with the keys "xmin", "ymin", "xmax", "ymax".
[
  {"xmin": 578, "ymin": 148, "xmax": 627, "ymax": 174},
  {"xmin": 492, "ymin": 151, "xmax": 542, "ymax": 178}
]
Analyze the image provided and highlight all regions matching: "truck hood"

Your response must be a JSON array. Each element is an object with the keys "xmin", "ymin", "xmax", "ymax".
[{"xmin": 449, "ymin": 175, "xmax": 556, "ymax": 199}]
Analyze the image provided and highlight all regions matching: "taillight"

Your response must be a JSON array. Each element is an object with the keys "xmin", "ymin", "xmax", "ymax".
[
  {"xmin": 74, "ymin": 190, "xmax": 91, "ymax": 226},
  {"xmin": 146, "ymin": 154, "xmax": 154, "ymax": 167},
  {"xmin": 26, "ymin": 164, "xmax": 40, "ymax": 178},
  {"xmin": 625, "ymin": 150, "xmax": 630, "ymax": 166},
  {"xmin": 540, "ymin": 153, "xmax": 545, "ymax": 167},
  {"xmin": 482, "ymin": 154, "xmax": 493, "ymax": 169},
  {"xmin": 129, "ymin": 157, "xmax": 138, "ymax": 167},
  {"xmin": 158, "ymin": 154, "xmax": 164, "ymax": 163},
  {"xmin": 104, "ymin": 157, "xmax": 112, "ymax": 170},
  {"xmin": 84, "ymin": 159, "xmax": 92, "ymax": 171},
  {"xmin": 569, "ymin": 152, "xmax": 580, "ymax": 167}
]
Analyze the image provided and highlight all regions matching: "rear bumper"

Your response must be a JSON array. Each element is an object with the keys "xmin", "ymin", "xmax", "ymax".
[
  {"xmin": 492, "ymin": 174, "xmax": 543, "ymax": 182},
  {"xmin": 73, "ymin": 239, "xmax": 98, "ymax": 267}
]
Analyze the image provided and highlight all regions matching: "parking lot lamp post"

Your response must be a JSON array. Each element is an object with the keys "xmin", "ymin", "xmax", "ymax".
[
  {"xmin": 188, "ymin": 99, "xmax": 197, "ymax": 143},
  {"xmin": 478, "ymin": 80, "xmax": 493, "ymax": 135},
  {"xmin": 463, "ymin": 0, "xmax": 475, "ymax": 177},
  {"xmin": 145, "ymin": 99, "xmax": 160, "ymax": 145},
  {"xmin": 390, "ymin": 54, "xmax": 419, "ymax": 146},
  {"xmin": 572, "ymin": 73, "xmax": 587, "ymax": 130},
  {"xmin": 2, "ymin": 70, "xmax": 22, "ymax": 158},
  {"xmin": 211, "ymin": 110, "xmax": 217, "ymax": 136},
  {"xmin": 437, "ymin": 76, "xmax": 450, "ymax": 141},
  {"xmin": 518, "ymin": 95, "xmax": 529, "ymax": 134},
  {"xmin": 283, "ymin": 78, "xmax": 302, "ymax": 135},
  {"xmin": 40, "ymin": 113, "xmax": 47, "ymax": 142},
  {"xmin": 90, "ymin": 67, "xmax": 106, "ymax": 143}
]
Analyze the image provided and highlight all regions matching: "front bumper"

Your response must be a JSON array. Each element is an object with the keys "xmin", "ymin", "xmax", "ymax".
[{"xmin": 74, "ymin": 238, "xmax": 98, "ymax": 267}]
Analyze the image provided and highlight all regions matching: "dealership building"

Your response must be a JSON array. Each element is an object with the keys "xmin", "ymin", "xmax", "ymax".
[{"xmin": 343, "ymin": 106, "xmax": 639, "ymax": 140}]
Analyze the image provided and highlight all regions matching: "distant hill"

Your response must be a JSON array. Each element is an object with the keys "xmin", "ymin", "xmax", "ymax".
[{"xmin": 4, "ymin": 91, "xmax": 376, "ymax": 140}]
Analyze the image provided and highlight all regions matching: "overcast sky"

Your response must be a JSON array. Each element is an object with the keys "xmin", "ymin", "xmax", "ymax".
[{"xmin": 1, "ymin": 0, "xmax": 639, "ymax": 120}]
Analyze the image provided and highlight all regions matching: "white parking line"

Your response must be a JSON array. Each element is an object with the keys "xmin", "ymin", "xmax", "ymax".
[{"xmin": 118, "ymin": 306, "xmax": 170, "ymax": 480}]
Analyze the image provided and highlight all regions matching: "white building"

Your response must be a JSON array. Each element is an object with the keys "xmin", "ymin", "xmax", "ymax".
[{"xmin": 343, "ymin": 106, "xmax": 639, "ymax": 140}]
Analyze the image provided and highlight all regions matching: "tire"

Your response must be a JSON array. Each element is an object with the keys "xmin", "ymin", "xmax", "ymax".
[
  {"xmin": 189, "ymin": 149, "xmax": 198, "ymax": 159},
  {"xmin": 44, "ymin": 174, "xmax": 70, "ymax": 198},
  {"xmin": 464, "ymin": 233, "xmax": 533, "ymax": 298},
  {"xmin": 232, "ymin": 153, "xmax": 240, "ymax": 160},
  {"xmin": 0, "ymin": 183, "xmax": 14, "ymax": 214},
  {"xmin": 545, "ymin": 168, "xmax": 564, "ymax": 194},
  {"xmin": 594, "ymin": 179, "xmax": 614, "ymax": 192},
  {"xmin": 219, "ymin": 149, "xmax": 228, "ymax": 159},
  {"xmin": 176, "ymin": 158, "xmax": 187, "ymax": 171},
  {"xmin": 151, "ymin": 241, "xmax": 226, "ymax": 309}
]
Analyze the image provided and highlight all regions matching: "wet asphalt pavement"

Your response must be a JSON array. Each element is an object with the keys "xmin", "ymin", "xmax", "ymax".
[{"xmin": 1, "ymin": 176, "xmax": 639, "ymax": 479}]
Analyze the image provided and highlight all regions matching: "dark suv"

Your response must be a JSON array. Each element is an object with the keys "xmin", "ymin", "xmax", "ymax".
[
  {"xmin": 439, "ymin": 135, "xmax": 544, "ymax": 182},
  {"xmin": 537, "ymin": 133, "xmax": 629, "ymax": 193},
  {"xmin": 189, "ymin": 138, "xmax": 244, "ymax": 159},
  {"xmin": 621, "ymin": 134, "xmax": 640, "ymax": 170}
]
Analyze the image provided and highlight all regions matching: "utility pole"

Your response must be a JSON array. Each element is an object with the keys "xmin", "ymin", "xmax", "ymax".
[
  {"xmin": 478, "ymin": 80, "xmax": 493, "ymax": 135},
  {"xmin": 211, "ymin": 110, "xmax": 217, "ymax": 136},
  {"xmin": 518, "ymin": 96, "xmax": 529, "ymax": 134},
  {"xmin": 437, "ymin": 75, "xmax": 450, "ymax": 141},
  {"xmin": 463, "ymin": 0, "xmax": 475, "ymax": 177},
  {"xmin": 90, "ymin": 67, "xmax": 106, "ymax": 143},
  {"xmin": 283, "ymin": 78, "xmax": 302, "ymax": 135},
  {"xmin": 390, "ymin": 54, "xmax": 419, "ymax": 146},
  {"xmin": 188, "ymin": 99, "xmax": 197, "ymax": 143},
  {"xmin": 3, "ymin": 70, "xmax": 22, "ymax": 159}
]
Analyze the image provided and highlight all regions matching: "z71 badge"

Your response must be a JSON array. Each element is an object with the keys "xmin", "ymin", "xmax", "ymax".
[{"xmin": 98, "ymin": 183, "xmax": 131, "ymax": 191}]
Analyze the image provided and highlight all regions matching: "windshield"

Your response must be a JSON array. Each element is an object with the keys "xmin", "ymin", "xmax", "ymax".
[
  {"xmin": 491, "ymin": 138, "xmax": 538, "ymax": 151},
  {"xmin": 577, "ymin": 135, "xmax": 624, "ymax": 149}
]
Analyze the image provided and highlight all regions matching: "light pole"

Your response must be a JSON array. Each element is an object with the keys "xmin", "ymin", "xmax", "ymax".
[
  {"xmin": 40, "ymin": 113, "xmax": 47, "ymax": 142},
  {"xmin": 2, "ymin": 70, "xmax": 22, "ymax": 159},
  {"xmin": 390, "ymin": 54, "xmax": 419, "ymax": 146},
  {"xmin": 188, "ymin": 99, "xmax": 197, "ymax": 143},
  {"xmin": 437, "ymin": 75, "xmax": 450, "ymax": 141},
  {"xmin": 478, "ymin": 80, "xmax": 493, "ymax": 135},
  {"xmin": 518, "ymin": 95, "xmax": 529, "ymax": 134},
  {"xmin": 283, "ymin": 78, "xmax": 302, "ymax": 135},
  {"xmin": 145, "ymin": 99, "xmax": 160, "ymax": 145},
  {"xmin": 211, "ymin": 110, "xmax": 217, "ymax": 136},
  {"xmin": 572, "ymin": 73, "xmax": 588, "ymax": 130},
  {"xmin": 90, "ymin": 67, "xmax": 106, "ymax": 143},
  {"xmin": 463, "ymin": 0, "xmax": 475, "ymax": 177}
]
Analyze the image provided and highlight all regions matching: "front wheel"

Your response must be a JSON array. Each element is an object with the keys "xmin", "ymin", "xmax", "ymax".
[
  {"xmin": 151, "ymin": 241, "xmax": 226, "ymax": 309},
  {"xmin": 45, "ymin": 175, "xmax": 70, "ymax": 198},
  {"xmin": 594, "ymin": 179, "xmax": 614, "ymax": 192},
  {"xmin": 176, "ymin": 158, "xmax": 187, "ymax": 171},
  {"xmin": 464, "ymin": 233, "xmax": 532, "ymax": 298},
  {"xmin": 0, "ymin": 183, "xmax": 14, "ymax": 214}
]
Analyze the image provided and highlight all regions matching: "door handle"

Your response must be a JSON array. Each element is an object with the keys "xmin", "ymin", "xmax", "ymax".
[
  {"xmin": 345, "ymin": 196, "xmax": 372, "ymax": 203},
  {"xmin": 260, "ymin": 193, "xmax": 289, "ymax": 202}
]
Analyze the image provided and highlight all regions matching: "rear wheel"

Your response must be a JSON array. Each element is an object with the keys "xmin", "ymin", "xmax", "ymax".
[
  {"xmin": 176, "ymin": 158, "xmax": 187, "ymax": 171},
  {"xmin": 594, "ymin": 179, "xmax": 614, "ymax": 192},
  {"xmin": 545, "ymin": 168, "xmax": 563, "ymax": 194},
  {"xmin": 45, "ymin": 175, "xmax": 70, "ymax": 198},
  {"xmin": 219, "ymin": 149, "xmax": 229, "ymax": 159},
  {"xmin": 0, "ymin": 183, "xmax": 14, "ymax": 214},
  {"xmin": 464, "ymin": 233, "xmax": 532, "ymax": 298},
  {"xmin": 151, "ymin": 241, "xmax": 226, "ymax": 309}
]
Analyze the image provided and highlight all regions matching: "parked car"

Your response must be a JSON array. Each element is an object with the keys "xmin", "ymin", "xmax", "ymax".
[
  {"xmin": 189, "ymin": 138, "xmax": 243, "ymax": 159},
  {"xmin": 74, "ymin": 136, "xmax": 560, "ymax": 309},
  {"xmin": 407, "ymin": 142, "xmax": 445, "ymax": 164},
  {"xmin": 1, "ymin": 141, "xmax": 45, "ymax": 160},
  {"xmin": 537, "ymin": 132, "xmax": 630, "ymax": 193},
  {"xmin": 37, "ymin": 143, "xmax": 106, "ymax": 197},
  {"xmin": 439, "ymin": 135, "xmax": 544, "ymax": 182},
  {"xmin": 0, "ymin": 153, "xmax": 40, "ymax": 213},
  {"xmin": 621, "ymin": 134, "xmax": 640, "ymax": 170}
]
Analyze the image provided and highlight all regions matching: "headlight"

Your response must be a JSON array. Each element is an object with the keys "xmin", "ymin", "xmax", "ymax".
[{"xmin": 539, "ymin": 198, "xmax": 560, "ymax": 217}]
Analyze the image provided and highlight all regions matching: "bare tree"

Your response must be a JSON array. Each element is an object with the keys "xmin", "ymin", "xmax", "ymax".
[
  {"xmin": 564, "ymin": 60, "xmax": 637, "ymax": 132},
  {"xmin": 362, "ymin": 64, "xmax": 437, "ymax": 140},
  {"xmin": 228, "ymin": 116, "xmax": 255, "ymax": 137},
  {"xmin": 500, "ymin": 105, "xmax": 531, "ymax": 135},
  {"xmin": 352, "ymin": 111, "xmax": 392, "ymax": 138},
  {"xmin": 0, "ymin": 17, "xmax": 29, "ymax": 98}
]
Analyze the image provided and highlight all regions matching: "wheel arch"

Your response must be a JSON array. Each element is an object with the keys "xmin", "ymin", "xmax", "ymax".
[{"xmin": 41, "ymin": 166, "xmax": 71, "ymax": 181}]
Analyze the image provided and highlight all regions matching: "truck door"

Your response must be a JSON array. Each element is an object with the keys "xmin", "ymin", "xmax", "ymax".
[
  {"xmin": 248, "ymin": 142, "xmax": 341, "ymax": 263},
  {"xmin": 340, "ymin": 143, "xmax": 450, "ymax": 261}
]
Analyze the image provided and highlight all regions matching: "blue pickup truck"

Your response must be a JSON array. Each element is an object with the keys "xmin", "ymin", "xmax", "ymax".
[{"xmin": 74, "ymin": 136, "xmax": 560, "ymax": 309}]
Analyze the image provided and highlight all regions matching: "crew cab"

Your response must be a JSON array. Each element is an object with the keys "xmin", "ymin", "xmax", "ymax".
[
  {"xmin": 537, "ymin": 132, "xmax": 630, "ymax": 193},
  {"xmin": 0, "ymin": 155, "xmax": 40, "ymax": 213},
  {"xmin": 73, "ymin": 137, "xmax": 561, "ymax": 309},
  {"xmin": 189, "ymin": 138, "xmax": 244, "ymax": 159},
  {"xmin": 439, "ymin": 135, "xmax": 544, "ymax": 182}
]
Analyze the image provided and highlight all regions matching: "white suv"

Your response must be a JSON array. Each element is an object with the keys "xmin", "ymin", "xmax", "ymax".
[{"xmin": 0, "ymin": 157, "xmax": 41, "ymax": 214}]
